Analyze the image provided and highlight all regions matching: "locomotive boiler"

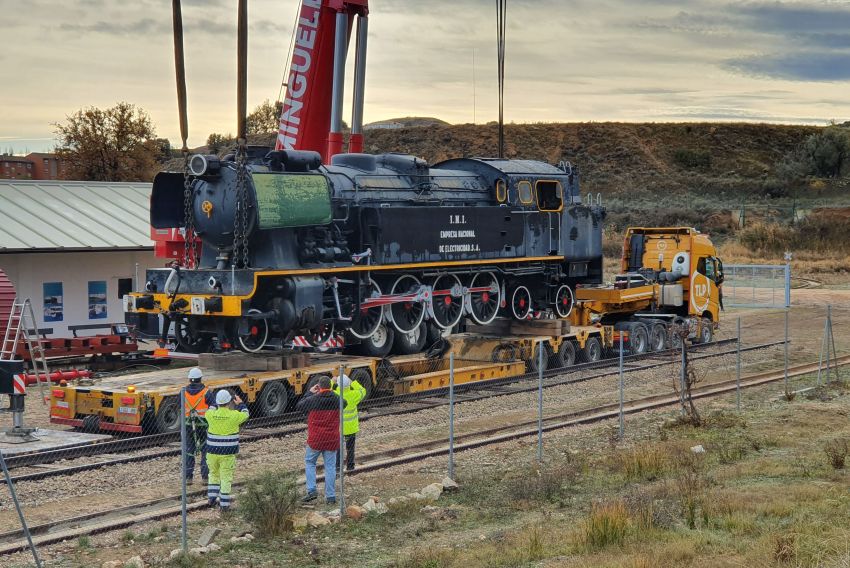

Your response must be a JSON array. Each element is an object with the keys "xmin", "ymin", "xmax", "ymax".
[{"xmin": 125, "ymin": 148, "xmax": 605, "ymax": 354}]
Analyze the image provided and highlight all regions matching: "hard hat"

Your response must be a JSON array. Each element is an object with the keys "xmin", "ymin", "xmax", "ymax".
[
  {"xmin": 334, "ymin": 374, "xmax": 352, "ymax": 388},
  {"xmin": 188, "ymin": 367, "xmax": 203, "ymax": 382},
  {"xmin": 215, "ymin": 389, "xmax": 232, "ymax": 406}
]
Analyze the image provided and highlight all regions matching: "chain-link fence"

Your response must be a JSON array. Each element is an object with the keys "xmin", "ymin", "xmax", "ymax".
[
  {"xmin": 0, "ymin": 305, "xmax": 848, "ymax": 564},
  {"xmin": 723, "ymin": 263, "xmax": 791, "ymax": 309}
]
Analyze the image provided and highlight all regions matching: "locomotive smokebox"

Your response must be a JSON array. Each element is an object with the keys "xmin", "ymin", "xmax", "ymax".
[{"xmin": 192, "ymin": 166, "xmax": 258, "ymax": 250}]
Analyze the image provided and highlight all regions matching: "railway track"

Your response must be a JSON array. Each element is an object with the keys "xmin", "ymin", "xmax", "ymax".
[
  {"xmin": 4, "ymin": 338, "xmax": 777, "ymax": 482},
  {"xmin": 0, "ymin": 350, "xmax": 844, "ymax": 556}
]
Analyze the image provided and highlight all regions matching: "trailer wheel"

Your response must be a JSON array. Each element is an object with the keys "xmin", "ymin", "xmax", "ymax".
[
  {"xmin": 355, "ymin": 323, "xmax": 395, "ymax": 358},
  {"xmin": 582, "ymin": 336, "xmax": 603, "ymax": 363},
  {"xmin": 556, "ymin": 340, "xmax": 577, "ymax": 368},
  {"xmin": 256, "ymin": 381, "xmax": 289, "ymax": 417},
  {"xmin": 694, "ymin": 318, "xmax": 713, "ymax": 344},
  {"xmin": 526, "ymin": 342, "xmax": 550, "ymax": 374},
  {"xmin": 81, "ymin": 415, "xmax": 100, "ymax": 433},
  {"xmin": 491, "ymin": 343, "xmax": 517, "ymax": 363},
  {"xmin": 305, "ymin": 373, "xmax": 332, "ymax": 394},
  {"xmin": 649, "ymin": 323, "xmax": 668, "ymax": 352},
  {"xmin": 154, "ymin": 396, "xmax": 182, "ymax": 434},
  {"xmin": 628, "ymin": 324, "xmax": 649, "ymax": 355},
  {"xmin": 391, "ymin": 322, "xmax": 428, "ymax": 355},
  {"xmin": 349, "ymin": 368, "xmax": 374, "ymax": 399}
]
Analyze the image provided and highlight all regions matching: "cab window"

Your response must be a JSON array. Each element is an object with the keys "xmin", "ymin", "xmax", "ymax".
[
  {"xmin": 535, "ymin": 180, "xmax": 563, "ymax": 211},
  {"xmin": 518, "ymin": 181, "xmax": 533, "ymax": 204},
  {"xmin": 495, "ymin": 179, "xmax": 507, "ymax": 203}
]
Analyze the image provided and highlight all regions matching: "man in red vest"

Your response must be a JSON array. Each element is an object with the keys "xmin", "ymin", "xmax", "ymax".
[
  {"xmin": 184, "ymin": 367, "xmax": 214, "ymax": 483},
  {"xmin": 296, "ymin": 376, "xmax": 346, "ymax": 504}
]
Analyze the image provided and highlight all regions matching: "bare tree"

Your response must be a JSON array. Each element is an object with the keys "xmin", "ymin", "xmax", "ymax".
[
  {"xmin": 671, "ymin": 323, "xmax": 704, "ymax": 426},
  {"xmin": 54, "ymin": 102, "xmax": 160, "ymax": 182}
]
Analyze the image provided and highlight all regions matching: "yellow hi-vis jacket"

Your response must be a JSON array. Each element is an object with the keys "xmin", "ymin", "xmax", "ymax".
[
  {"xmin": 333, "ymin": 380, "xmax": 367, "ymax": 436},
  {"xmin": 205, "ymin": 403, "xmax": 249, "ymax": 455}
]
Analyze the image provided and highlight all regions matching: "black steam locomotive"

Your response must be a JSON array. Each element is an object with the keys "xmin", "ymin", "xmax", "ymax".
[{"xmin": 125, "ymin": 148, "xmax": 604, "ymax": 355}]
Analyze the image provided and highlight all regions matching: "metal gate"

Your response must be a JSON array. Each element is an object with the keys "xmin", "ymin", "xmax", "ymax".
[{"xmin": 723, "ymin": 263, "xmax": 790, "ymax": 308}]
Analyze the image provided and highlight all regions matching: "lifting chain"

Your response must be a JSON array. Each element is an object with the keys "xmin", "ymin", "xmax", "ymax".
[
  {"xmin": 232, "ymin": 142, "xmax": 250, "ymax": 268},
  {"xmin": 181, "ymin": 149, "xmax": 198, "ymax": 268}
]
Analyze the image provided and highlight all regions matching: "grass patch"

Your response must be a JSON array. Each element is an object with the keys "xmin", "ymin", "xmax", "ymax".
[
  {"xmin": 619, "ymin": 445, "xmax": 667, "ymax": 481},
  {"xmin": 823, "ymin": 438, "xmax": 849, "ymax": 469},
  {"xmin": 579, "ymin": 500, "xmax": 631, "ymax": 550},
  {"xmin": 76, "ymin": 535, "xmax": 90, "ymax": 549}
]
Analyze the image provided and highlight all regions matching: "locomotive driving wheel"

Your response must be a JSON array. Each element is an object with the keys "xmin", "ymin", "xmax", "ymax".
[
  {"xmin": 429, "ymin": 274, "xmax": 464, "ymax": 329},
  {"xmin": 389, "ymin": 274, "xmax": 426, "ymax": 334},
  {"xmin": 237, "ymin": 309, "xmax": 269, "ymax": 353},
  {"xmin": 468, "ymin": 271, "xmax": 501, "ymax": 325},
  {"xmin": 554, "ymin": 284, "xmax": 574, "ymax": 318},
  {"xmin": 174, "ymin": 315, "xmax": 210, "ymax": 354},
  {"xmin": 510, "ymin": 285, "xmax": 533, "ymax": 320},
  {"xmin": 349, "ymin": 279, "xmax": 384, "ymax": 340}
]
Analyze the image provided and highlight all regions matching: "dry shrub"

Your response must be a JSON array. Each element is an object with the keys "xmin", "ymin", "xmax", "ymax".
[
  {"xmin": 823, "ymin": 439, "xmax": 850, "ymax": 470},
  {"xmin": 580, "ymin": 500, "xmax": 630, "ymax": 550},
  {"xmin": 239, "ymin": 470, "xmax": 298, "ymax": 538},
  {"xmin": 503, "ymin": 463, "xmax": 580, "ymax": 506},
  {"xmin": 619, "ymin": 445, "xmax": 667, "ymax": 481},
  {"xmin": 393, "ymin": 547, "xmax": 457, "ymax": 568},
  {"xmin": 671, "ymin": 448, "xmax": 708, "ymax": 529},
  {"xmin": 773, "ymin": 533, "xmax": 797, "ymax": 564}
]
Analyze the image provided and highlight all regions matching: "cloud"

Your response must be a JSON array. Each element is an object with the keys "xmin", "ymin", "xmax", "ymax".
[
  {"xmin": 57, "ymin": 16, "xmax": 278, "ymax": 36},
  {"xmin": 724, "ymin": 51, "xmax": 850, "ymax": 81}
]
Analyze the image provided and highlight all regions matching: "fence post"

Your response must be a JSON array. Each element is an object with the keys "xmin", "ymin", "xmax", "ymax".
[
  {"xmin": 618, "ymin": 332, "xmax": 624, "ymax": 439},
  {"xmin": 537, "ymin": 340, "xmax": 543, "ymax": 463},
  {"xmin": 179, "ymin": 388, "xmax": 188, "ymax": 555},
  {"xmin": 0, "ymin": 450, "xmax": 42, "ymax": 568},
  {"xmin": 338, "ymin": 364, "xmax": 345, "ymax": 516},
  {"xmin": 448, "ymin": 352, "xmax": 455, "ymax": 479},
  {"xmin": 783, "ymin": 309, "xmax": 789, "ymax": 393},
  {"xmin": 784, "ymin": 261, "xmax": 791, "ymax": 308},
  {"xmin": 736, "ymin": 317, "xmax": 741, "ymax": 412},
  {"xmin": 680, "ymin": 339, "xmax": 686, "ymax": 416}
]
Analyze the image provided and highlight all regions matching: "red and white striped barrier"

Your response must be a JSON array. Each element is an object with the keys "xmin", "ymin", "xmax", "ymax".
[
  {"xmin": 12, "ymin": 373, "xmax": 26, "ymax": 395},
  {"xmin": 291, "ymin": 335, "xmax": 345, "ymax": 349}
]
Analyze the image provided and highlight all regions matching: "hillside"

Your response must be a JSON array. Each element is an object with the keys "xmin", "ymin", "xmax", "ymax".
[{"xmin": 362, "ymin": 122, "xmax": 833, "ymax": 202}]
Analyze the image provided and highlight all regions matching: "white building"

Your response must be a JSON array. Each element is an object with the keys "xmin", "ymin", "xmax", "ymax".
[{"xmin": 0, "ymin": 179, "xmax": 160, "ymax": 336}]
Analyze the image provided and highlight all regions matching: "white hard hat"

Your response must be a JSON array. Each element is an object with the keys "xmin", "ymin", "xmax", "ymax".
[
  {"xmin": 335, "ymin": 374, "xmax": 352, "ymax": 388},
  {"xmin": 215, "ymin": 389, "xmax": 232, "ymax": 406},
  {"xmin": 188, "ymin": 367, "xmax": 203, "ymax": 382}
]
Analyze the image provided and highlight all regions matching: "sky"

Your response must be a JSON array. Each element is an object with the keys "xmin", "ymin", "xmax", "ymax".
[{"xmin": 1, "ymin": 0, "xmax": 849, "ymax": 153}]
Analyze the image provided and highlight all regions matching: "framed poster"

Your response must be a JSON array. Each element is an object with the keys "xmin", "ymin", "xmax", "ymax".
[
  {"xmin": 43, "ymin": 282, "xmax": 63, "ymax": 322},
  {"xmin": 88, "ymin": 281, "xmax": 108, "ymax": 320}
]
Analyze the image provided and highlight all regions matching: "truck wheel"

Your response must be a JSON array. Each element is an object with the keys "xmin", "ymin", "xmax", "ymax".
[
  {"xmin": 154, "ymin": 397, "xmax": 182, "ymax": 434},
  {"xmin": 526, "ymin": 342, "xmax": 550, "ymax": 374},
  {"xmin": 305, "ymin": 373, "xmax": 332, "ymax": 394},
  {"xmin": 256, "ymin": 381, "xmax": 289, "ymax": 417},
  {"xmin": 355, "ymin": 323, "xmax": 395, "ymax": 358},
  {"xmin": 582, "ymin": 337, "xmax": 603, "ymax": 363},
  {"xmin": 694, "ymin": 318, "xmax": 713, "ymax": 344},
  {"xmin": 556, "ymin": 340, "xmax": 576, "ymax": 368},
  {"xmin": 628, "ymin": 324, "xmax": 649, "ymax": 355},
  {"xmin": 649, "ymin": 323, "xmax": 668, "ymax": 351},
  {"xmin": 349, "ymin": 368, "xmax": 374, "ymax": 399},
  {"xmin": 391, "ymin": 322, "xmax": 428, "ymax": 355}
]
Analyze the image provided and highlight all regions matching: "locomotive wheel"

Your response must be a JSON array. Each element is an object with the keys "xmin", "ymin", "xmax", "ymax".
[
  {"xmin": 554, "ymin": 285, "xmax": 574, "ymax": 318},
  {"xmin": 306, "ymin": 322, "xmax": 335, "ymax": 348},
  {"xmin": 510, "ymin": 285, "xmax": 533, "ymax": 320},
  {"xmin": 389, "ymin": 275, "xmax": 426, "ymax": 334},
  {"xmin": 174, "ymin": 315, "xmax": 210, "ymax": 354},
  {"xmin": 355, "ymin": 322, "xmax": 395, "ymax": 358},
  {"xmin": 391, "ymin": 322, "xmax": 428, "ymax": 355},
  {"xmin": 468, "ymin": 271, "xmax": 501, "ymax": 325},
  {"xmin": 430, "ymin": 274, "xmax": 464, "ymax": 329},
  {"xmin": 649, "ymin": 323, "xmax": 668, "ymax": 352},
  {"xmin": 237, "ymin": 309, "xmax": 269, "ymax": 353},
  {"xmin": 350, "ymin": 279, "xmax": 384, "ymax": 340}
]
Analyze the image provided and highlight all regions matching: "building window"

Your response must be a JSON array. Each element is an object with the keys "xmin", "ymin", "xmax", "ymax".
[{"xmin": 118, "ymin": 278, "xmax": 133, "ymax": 299}]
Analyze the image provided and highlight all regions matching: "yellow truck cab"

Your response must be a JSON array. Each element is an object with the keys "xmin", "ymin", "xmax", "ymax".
[{"xmin": 574, "ymin": 226, "xmax": 722, "ymax": 353}]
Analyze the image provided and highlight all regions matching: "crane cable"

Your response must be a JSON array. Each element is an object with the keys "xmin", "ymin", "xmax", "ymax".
[
  {"xmin": 171, "ymin": 0, "xmax": 197, "ymax": 268},
  {"xmin": 496, "ymin": 0, "xmax": 507, "ymax": 159},
  {"xmin": 234, "ymin": 0, "xmax": 251, "ymax": 268}
]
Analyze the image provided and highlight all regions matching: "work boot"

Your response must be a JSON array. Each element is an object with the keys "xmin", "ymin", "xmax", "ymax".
[
  {"xmin": 326, "ymin": 497, "xmax": 337, "ymax": 505},
  {"xmin": 301, "ymin": 491, "xmax": 318, "ymax": 503}
]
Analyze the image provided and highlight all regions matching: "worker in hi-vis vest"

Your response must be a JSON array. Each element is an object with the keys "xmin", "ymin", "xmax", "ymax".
[
  {"xmin": 332, "ymin": 373, "xmax": 367, "ymax": 472},
  {"xmin": 184, "ymin": 367, "xmax": 214, "ymax": 483},
  {"xmin": 205, "ymin": 389, "xmax": 249, "ymax": 512}
]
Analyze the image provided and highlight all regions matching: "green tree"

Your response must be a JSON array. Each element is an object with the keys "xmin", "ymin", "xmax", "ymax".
[
  {"xmin": 801, "ymin": 127, "xmax": 850, "ymax": 178},
  {"xmin": 54, "ymin": 102, "xmax": 160, "ymax": 182},
  {"xmin": 206, "ymin": 132, "xmax": 235, "ymax": 154},
  {"xmin": 246, "ymin": 99, "xmax": 283, "ymax": 135}
]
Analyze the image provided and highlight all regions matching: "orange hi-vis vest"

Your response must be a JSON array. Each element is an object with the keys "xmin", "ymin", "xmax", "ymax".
[{"xmin": 185, "ymin": 388, "xmax": 209, "ymax": 418}]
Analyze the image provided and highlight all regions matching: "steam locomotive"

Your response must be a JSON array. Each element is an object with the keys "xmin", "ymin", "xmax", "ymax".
[{"xmin": 125, "ymin": 148, "xmax": 605, "ymax": 354}]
